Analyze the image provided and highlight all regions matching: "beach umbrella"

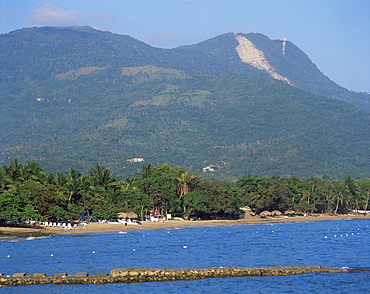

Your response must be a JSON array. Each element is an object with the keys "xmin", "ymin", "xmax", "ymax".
[
  {"xmin": 118, "ymin": 212, "xmax": 127, "ymax": 218},
  {"xmin": 271, "ymin": 210, "xmax": 282, "ymax": 216},
  {"xmin": 284, "ymin": 210, "xmax": 296, "ymax": 216},
  {"xmin": 260, "ymin": 211, "xmax": 271, "ymax": 217},
  {"xmin": 126, "ymin": 212, "xmax": 138, "ymax": 219}
]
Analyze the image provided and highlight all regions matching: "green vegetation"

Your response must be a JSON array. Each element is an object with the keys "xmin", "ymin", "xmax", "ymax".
[
  {"xmin": 2, "ymin": 70, "xmax": 370, "ymax": 179},
  {"xmin": 1, "ymin": 26, "xmax": 370, "ymax": 180},
  {"xmin": 1, "ymin": 159, "xmax": 369, "ymax": 222}
]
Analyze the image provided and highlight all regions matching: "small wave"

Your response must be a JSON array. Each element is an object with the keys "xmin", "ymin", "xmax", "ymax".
[
  {"xmin": 341, "ymin": 266, "xmax": 370, "ymax": 273},
  {"xmin": 26, "ymin": 236, "xmax": 51, "ymax": 240},
  {"xmin": 2, "ymin": 235, "xmax": 51, "ymax": 242},
  {"xmin": 1, "ymin": 239, "xmax": 20, "ymax": 243}
]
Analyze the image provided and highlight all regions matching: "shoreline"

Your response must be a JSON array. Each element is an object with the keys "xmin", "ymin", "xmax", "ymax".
[{"xmin": 1, "ymin": 213, "xmax": 370, "ymax": 240}]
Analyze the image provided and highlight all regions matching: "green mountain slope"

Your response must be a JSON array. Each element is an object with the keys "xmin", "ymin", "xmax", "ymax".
[
  {"xmin": 176, "ymin": 32, "xmax": 370, "ymax": 112},
  {"xmin": 1, "ymin": 26, "xmax": 370, "ymax": 179}
]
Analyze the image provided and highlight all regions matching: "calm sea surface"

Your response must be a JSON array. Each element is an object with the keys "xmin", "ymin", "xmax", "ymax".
[{"xmin": 1, "ymin": 219, "xmax": 370, "ymax": 293}]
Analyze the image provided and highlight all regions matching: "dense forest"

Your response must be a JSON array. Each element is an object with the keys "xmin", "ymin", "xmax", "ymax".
[
  {"xmin": 2, "ymin": 26, "xmax": 370, "ymax": 180},
  {"xmin": 1, "ymin": 159, "xmax": 369, "ymax": 223},
  {"xmin": 1, "ymin": 74, "xmax": 370, "ymax": 180}
]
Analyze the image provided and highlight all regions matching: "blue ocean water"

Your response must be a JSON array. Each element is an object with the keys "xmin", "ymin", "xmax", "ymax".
[{"xmin": 1, "ymin": 219, "xmax": 369, "ymax": 293}]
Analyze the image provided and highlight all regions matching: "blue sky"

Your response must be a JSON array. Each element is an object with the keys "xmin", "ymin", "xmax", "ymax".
[{"xmin": 1, "ymin": 0, "xmax": 369, "ymax": 93}]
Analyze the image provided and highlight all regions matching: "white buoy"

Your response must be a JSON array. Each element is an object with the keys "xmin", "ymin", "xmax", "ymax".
[
  {"xmin": 6, "ymin": 255, "xmax": 10, "ymax": 258},
  {"xmin": 92, "ymin": 251, "xmax": 96, "ymax": 254},
  {"xmin": 50, "ymin": 254, "xmax": 54, "ymax": 257},
  {"xmin": 182, "ymin": 246, "xmax": 188, "ymax": 249}
]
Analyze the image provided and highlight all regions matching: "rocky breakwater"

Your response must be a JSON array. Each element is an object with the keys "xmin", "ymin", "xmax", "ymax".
[
  {"xmin": 110, "ymin": 266, "xmax": 347, "ymax": 282},
  {"xmin": 0, "ymin": 266, "xmax": 363, "ymax": 287}
]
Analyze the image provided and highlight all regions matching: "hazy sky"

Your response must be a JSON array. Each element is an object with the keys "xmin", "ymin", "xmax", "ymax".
[{"xmin": 1, "ymin": 0, "xmax": 369, "ymax": 93}]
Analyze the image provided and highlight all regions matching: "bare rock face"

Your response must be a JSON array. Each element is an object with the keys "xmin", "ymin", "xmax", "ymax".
[{"xmin": 235, "ymin": 35, "xmax": 293, "ymax": 85}]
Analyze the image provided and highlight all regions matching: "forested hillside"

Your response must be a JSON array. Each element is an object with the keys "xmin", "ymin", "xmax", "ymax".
[{"xmin": 1, "ymin": 26, "xmax": 370, "ymax": 179}]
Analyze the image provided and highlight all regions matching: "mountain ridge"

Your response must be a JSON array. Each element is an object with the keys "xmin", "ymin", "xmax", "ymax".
[{"xmin": 1, "ymin": 26, "xmax": 370, "ymax": 179}]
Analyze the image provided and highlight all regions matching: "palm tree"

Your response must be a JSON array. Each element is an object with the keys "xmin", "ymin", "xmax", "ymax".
[
  {"xmin": 332, "ymin": 183, "xmax": 348, "ymax": 214},
  {"xmin": 53, "ymin": 173, "xmax": 66, "ymax": 187},
  {"xmin": 64, "ymin": 168, "xmax": 83, "ymax": 204},
  {"xmin": 0, "ymin": 159, "xmax": 22, "ymax": 191},
  {"xmin": 120, "ymin": 177, "xmax": 136, "ymax": 191},
  {"xmin": 176, "ymin": 171, "xmax": 196, "ymax": 199},
  {"xmin": 135, "ymin": 164, "xmax": 152, "ymax": 180},
  {"xmin": 0, "ymin": 159, "xmax": 47, "ymax": 190},
  {"xmin": 19, "ymin": 160, "xmax": 46, "ymax": 182},
  {"xmin": 1, "ymin": 158, "xmax": 21, "ymax": 182},
  {"xmin": 344, "ymin": 176, "xmax": 359, "ymax": 212},
  {"xmin": 88, "ymin": 163, "xmax": 116, "ymax": 190},
  {"xmin": 176, "ymin": 171, "xmax": 197, "ymax": 214},
  {"xmin": 365, "ymin": 191, "xmax": 370, "ymax": 214}
]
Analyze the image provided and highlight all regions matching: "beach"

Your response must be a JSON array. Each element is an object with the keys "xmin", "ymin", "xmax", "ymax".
[{"xmin": 1, "ymin": 213, "xmax": 370, "ymax": 239}]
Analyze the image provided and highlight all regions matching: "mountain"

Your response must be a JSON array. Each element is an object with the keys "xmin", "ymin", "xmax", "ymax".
[
  {"xmin": 174, "ymin": 32, "xmax": 370, "ymax": 112},
  {"xmin": 1, "ymin": 26, "xmax": 370, "ymax": 180}
]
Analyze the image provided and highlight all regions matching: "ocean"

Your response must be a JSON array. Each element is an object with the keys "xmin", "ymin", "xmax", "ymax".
[{"xmin": 1, "ymin": 219, "xmax": 369, "ymax": 293}]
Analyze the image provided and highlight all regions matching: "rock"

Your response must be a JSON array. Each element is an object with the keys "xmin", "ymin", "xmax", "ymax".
[
  {"xmin": 54, "ymin": 273, "xmax": 68, "ymax": 278},
  {"xmin": 75, "ymin": 272, "xmax": 89, "ymax": 278},
  {"xmin": 33, "ymin": 273, "xmax": 46, "ymax": 278},
  {"xmin": 12, "ymin": 273, "xmax": 26, "ymax": 278}
]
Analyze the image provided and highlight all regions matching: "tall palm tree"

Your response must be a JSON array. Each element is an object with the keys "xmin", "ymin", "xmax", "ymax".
[
  {"xmin": 332, "ymin": 183, "xmax": 348, "ymax": 214},
  {"xmin": 88, "ymin": 163, "xmax": 116, "ymax": 190},
  {"xmin": 176, "ymin": 171, "xmax": 197, "ymax": 214},
  {"xmin": 64, "ymin": 168, "xmax": 83, "ymax": 204},
  {"xmin": 176, "ymin": 171, "xmax": 196, "ymax": 199},
  {"xmin": 345, "ymin": 176, "xmax": 359, "ymax": 212}
]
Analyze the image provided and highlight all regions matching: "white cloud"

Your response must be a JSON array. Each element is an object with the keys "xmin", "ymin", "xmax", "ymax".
[{"xmin": 32, "ymin": 2, "xmax": 113, "ymax": 25}]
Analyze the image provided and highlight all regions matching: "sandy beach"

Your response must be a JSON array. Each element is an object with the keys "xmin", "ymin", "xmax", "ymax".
[{"xmin": 1, "ymin": 214, "xmax": 370, "ymax": 240}]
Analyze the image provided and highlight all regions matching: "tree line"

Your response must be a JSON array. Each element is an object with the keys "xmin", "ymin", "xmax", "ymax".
[{"xmin": 0, "ymin": 158, "xmax": 369, "ymax": 222}]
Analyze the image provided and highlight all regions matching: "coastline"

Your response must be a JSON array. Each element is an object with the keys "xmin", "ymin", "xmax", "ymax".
[{"xmin": 1, "ymin": 213, "xmax": 370, "ymax": 240}]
